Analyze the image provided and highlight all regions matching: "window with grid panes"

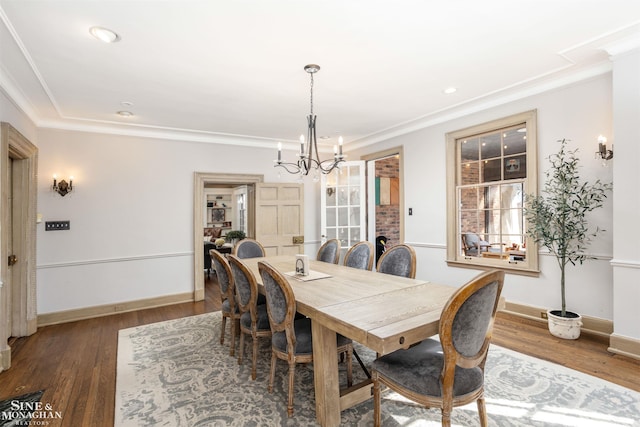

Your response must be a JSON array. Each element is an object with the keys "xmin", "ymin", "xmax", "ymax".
[{"xmin": 446, "ymin": 110, "xmax": 539, "ymax": 273}]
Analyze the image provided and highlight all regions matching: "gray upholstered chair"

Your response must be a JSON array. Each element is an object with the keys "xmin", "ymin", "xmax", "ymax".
[
  {"xmin": 376, "ymin": 243, "xmax": 417, "ymax": 279},
  {"xmin": 462, "ymin": 232, "xmax": 501, "ymax": 257},
  {"xmin": 343, "ymin": 241, "xmax": 374, "ymax": 270},
  {"xmin": 204, "ymin": 242, "xmax": 214, "ymax": 278},
  {"xmin": 258, "ymin": 261, "xmax": 353, "ymax": 417},
  {"xmin": 233, "ymin": 238, "xmax": 266, "ymax": 259},
  {"xmin": 316, "ymin": 238, "xmax": 341, "ymax": 264},
  {"xmin": 228, "ymin": 254, "xmax": 271, "ymax": 380},
  {"xmin": 210, "ymin": 250, "xmax": 240, "ymax": 356},
  {"xmin": 372, "ymin": 269, "xmax": 505, "ymax": 427}
]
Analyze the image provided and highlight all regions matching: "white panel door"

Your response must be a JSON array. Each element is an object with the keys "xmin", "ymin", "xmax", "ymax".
[
  {"xmin": 255, "ymin": 183, "xmax": 304, "ymax": 256},
  {"xmin": 320, "ymin": 161, "xmax": 366, "ymax": 253}
]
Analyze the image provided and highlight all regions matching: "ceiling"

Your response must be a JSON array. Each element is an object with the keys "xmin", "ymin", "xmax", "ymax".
[{"xmin": 1, "ymin": 1, "xmax": 639, "ymax": 151}]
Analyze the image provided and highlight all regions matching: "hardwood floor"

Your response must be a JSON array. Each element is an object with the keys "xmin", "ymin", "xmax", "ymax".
[{"xmin": 1, "ymin": 275, "xmax": 639, "ymax": 426}]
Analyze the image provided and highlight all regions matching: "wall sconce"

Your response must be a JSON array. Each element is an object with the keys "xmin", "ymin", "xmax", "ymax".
[
  {"xmin": 595, "ymin": 135, "xmax": 613, "ymax": 164},
  {"xmin": 52, "ymin": 174, "xmax": 73, "ymax": 196}
]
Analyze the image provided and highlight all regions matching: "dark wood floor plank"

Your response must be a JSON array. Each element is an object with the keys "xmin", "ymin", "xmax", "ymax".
[{"xmin": 0, "ymin": 278, "xmax": 638, "ymax": 427}]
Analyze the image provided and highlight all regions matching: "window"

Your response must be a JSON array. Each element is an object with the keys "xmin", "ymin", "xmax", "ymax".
[{"xmin": 446, "ymin": 110, "xmax": 539, "ymax": 273}]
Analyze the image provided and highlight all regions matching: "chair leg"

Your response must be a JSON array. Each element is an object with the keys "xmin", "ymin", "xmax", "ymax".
[
  {"xmin": 229, "ymin": 318, "xmax": 239, "ymax": 357},
  {"xmin": 372, "ymin": 374, "xmax": 381, "ymax": 427},
  {"xmin": 268, "ymin": 352, "xmax": 276, "ymax": 393},
  {"xmin": 441, "ymin": 408, "xmax": 452, "ymax": 427},
  {"xmin": 477, "ymin": 396, "xmax": 488, "ymax": 427},
  {"xmin": 237, "ymin": 330, "xmax": 245, "ymax": 365},
  {"xmin": 287, "ymin": 361, "xmax": 296, "ymax": 417},
  {"xmin": 251, "ymin": 332, "xmax": 258, "ymax": 380},
  {"xmin": 346, "ymin": 347, "xmax": 353, "ymax": 387},
  {"xmin": 220, "ymin": 315, "xmax": 227, "ymax": 345}
]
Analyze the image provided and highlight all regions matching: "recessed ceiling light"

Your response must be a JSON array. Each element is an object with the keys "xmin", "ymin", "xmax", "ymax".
[
  {"xmin": 90, "ymin": 26, "xmax": 120, "ymax": 43},
  {"xmin": 117, "ymin": 111, "xmax": 133, "ymax": 117},
  {"xmin": 443, "ymin": 87, "xmax": 457, "ymax": 94}
]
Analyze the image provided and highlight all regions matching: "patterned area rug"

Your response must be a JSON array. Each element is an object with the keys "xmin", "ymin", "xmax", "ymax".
[{"xmin": 116, "ymin": 312, "xmax": 640, "ymax": 426}]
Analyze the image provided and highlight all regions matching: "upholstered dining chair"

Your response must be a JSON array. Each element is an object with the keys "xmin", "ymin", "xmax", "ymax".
[
  {"xmin": 343, "ymin": 241, "xmax": 375, "ymax": 270},
  {"xmin": 372, "ymin": 269, "xmax": 505, "ymax": 427},
  {"xmin": 316, "ymin": 238, "xmax": 341, "ymax": 264},
  {"xmin": 258, "ymin": 261, "xmax": 353, "ymax": 417},
  {"xmin": 233, "ymin": 238, "xmax": 266, "ymax": 259},
  {"xmin": 228, "ymin": 254, "xmax": 271, "ymax": 380},
  {"xmin": 376, "ymin": 243, "xmax": 417, "ymax": 279},
  {"xmin": 210, "ymin": 250, "xmax": 240, "ymax": 356}
]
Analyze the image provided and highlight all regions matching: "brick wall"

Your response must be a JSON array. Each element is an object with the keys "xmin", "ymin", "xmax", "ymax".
[{"xmin": 375, "ymin": 156, "xmax": 400, "ymax": 248}]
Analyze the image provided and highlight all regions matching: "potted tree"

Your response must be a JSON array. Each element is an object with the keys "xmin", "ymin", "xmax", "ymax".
[
  {"xmin": 225, "ymin": 230, "xmax": 246, "ymax": 247},
  {"xmin": 524, "ymin": 139, "xmax": 612, "ymax": 339}
]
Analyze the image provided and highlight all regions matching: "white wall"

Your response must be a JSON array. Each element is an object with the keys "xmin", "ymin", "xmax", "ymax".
[
  {"xmin": 354, "ymin": 74, "xmax": 615, "ymax": 321},
  {"xmin": 36, "ymin": 129, "xmax": 321, "ymax": 314}
]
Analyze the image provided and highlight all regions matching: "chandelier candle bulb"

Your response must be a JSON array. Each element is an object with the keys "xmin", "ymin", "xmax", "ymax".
[
  {"xmin": 53, "ymin": 174, "xmax": 57, "ymax": 187},
  {"xmin": 277, "ymin": 142, "xmax": 282, "ymax": 162},
  {"xmin": 339, "ymin": 136, "xmax": 343, "ymax": 156},
  {"xmin": 299, "ymin": 135, "xmax": 305, "ymax": 156}
]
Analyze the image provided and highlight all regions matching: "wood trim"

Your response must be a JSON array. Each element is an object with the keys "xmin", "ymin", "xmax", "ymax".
[
  {"xmin": 360, "ymin": 147, "xmax": 404, "ymax": 243},
  {"xmin": 0, "ymin": 122, "xmax": 38, "ymax": 373},
  {"xmin": 445, "ymin": 110, "xmax": 539, "ymax": 273},
  {"xmin": 503, "ymin": 301, "xmax": 614, "ymax": 337},
  {"xmin": 193, "ymin": 172, "xmax": 264, "ymax": 301},
  {"xmin": 37, "ymin": 292, "xmax": 194, "ymax": 327},
  {"xmin": 609, "ymin": 334, "xmax": 640, "ymax": 361}
]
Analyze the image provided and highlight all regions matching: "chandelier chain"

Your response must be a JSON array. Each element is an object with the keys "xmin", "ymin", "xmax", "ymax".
[{"xmin": 309, "ymin": 72, "xmax": 314, "ymax": 116}]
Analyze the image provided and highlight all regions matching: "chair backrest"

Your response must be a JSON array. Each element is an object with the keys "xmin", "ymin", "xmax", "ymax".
[
  {"xmin": 462, "ymin": 232, "xmax": 480, "ymax": 250},
  {"xmin": 233, "ymin": 238, "xmax": 266, "ymax": 259},
  {"xmin": 204, "ymin": 242, "xmax": 214, "ymax": 270},
  {"xmin": 316, "ymin": 239, "xmax": 340, "ymax": 264},
  {"xmin": 376, "ymin": 244, "xmax": 416, "ymax": 278},
  {"xmin": 439, "ymin": 269, "xmax": 504, "ymax": 371},
  {"xmin": 258, "ymin": 262, "xmax": 297, "ymax": 342},
  {"xmin": 343, "ymin": 241, "xmax": 374, "ymax": 270},
  {"xmin": 228, "ymin": 254, "xmax": 259, "ymax": 314},
  {"xmin": 210, "ymin": 250, "xmax": 235, "ymax": 307}
]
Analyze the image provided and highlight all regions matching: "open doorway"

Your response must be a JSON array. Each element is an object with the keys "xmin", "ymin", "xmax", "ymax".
[
  {"xmin": 363, "ymin": 147, "xmax": 404, "ymax": 264},
  {"xmin": 193, "ymin": 173, "xmax": 263, "ymax": 301},
  {"xmin": 1, "ymin": 123, "xmax": 38, "ymax": 372}
]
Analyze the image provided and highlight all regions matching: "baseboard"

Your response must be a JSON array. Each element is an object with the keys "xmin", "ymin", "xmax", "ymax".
[
  {"xmin": 503, "ymin": 301, "xmax": 614, "ymax": 337},
  {"xmin": 609, "ymin": 334, "xmax": 640, "ymax": 361},
  {"xmin": 37, "ymin": 292, "xmax": 194, "ymax": 327},
  {"xmin": 0, "ymin": 346, "xmax": 10, "ymax": 371}
]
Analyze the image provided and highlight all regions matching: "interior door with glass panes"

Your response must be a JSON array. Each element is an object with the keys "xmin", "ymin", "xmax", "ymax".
[{"xmin": 321, "ymin": 161, "xmax": 366, "ymax": 257}]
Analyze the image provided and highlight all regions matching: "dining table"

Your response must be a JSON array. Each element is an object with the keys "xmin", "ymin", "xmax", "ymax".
[{"xmin": 241, "ymin": 255, "xmax": 457, "ymax": 427}]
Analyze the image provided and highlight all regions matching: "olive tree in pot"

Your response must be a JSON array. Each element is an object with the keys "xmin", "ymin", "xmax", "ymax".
[{"xmin": 524, "ymin": 139, "xmax": 612, "ymax": 339}]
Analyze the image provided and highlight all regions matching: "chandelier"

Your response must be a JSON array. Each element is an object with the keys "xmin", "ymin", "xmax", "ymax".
[{"xmin": 275, "ymin": 64, "xmax": 345, "ymax": 178}]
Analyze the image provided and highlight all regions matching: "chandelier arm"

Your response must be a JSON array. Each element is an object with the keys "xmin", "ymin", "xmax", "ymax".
[{"xmin": 275, "ymin": 161, "xmax": 303, "ymax": 174}]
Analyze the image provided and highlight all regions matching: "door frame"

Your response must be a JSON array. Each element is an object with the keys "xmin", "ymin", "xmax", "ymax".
[
  {"xmin": 1, "ymin": 123, "xmax": 38, "ymax": 372},
  {"xmin": 193, "ymin": 172, "xmax": 263, "ymax": 300},
  {"xmin": 361, "ymin": 146, "xmax": 404, "ymax": 244}
]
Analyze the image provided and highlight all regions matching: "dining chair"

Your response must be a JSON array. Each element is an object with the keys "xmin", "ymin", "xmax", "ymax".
[
  {"xmin": 376, "ymin": 243, "xmax": 417, "ymax": 278},
  {"xmin": 258, "ymin": 261, "xmax": 353, "ymax": 417},
  {"xmin": 372, "ymin": 269, "xmax": 505, "ymax": 427},
  {"xmin": 233, "ymin": 238, "xmax": 266, "ymax": 259},
  {"xmin": 343, "ymin": 241, "xmax": 374, "ymax": 270},
  {"xmin": 316, "ymin": 238, "xmax": 340, "ymax": 264},
  {"xmin": 210, "ymin": 250, "xmax": 240, "ymax": 356},
  {"xmin": 228, "ymin": 254, "xmax": 271, "ymax": 380}
]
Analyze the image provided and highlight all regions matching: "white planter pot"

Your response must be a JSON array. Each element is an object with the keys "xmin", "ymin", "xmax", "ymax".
[{"xmin": 547, "ymin": 310, "xmax": 583, "ymax": 340}]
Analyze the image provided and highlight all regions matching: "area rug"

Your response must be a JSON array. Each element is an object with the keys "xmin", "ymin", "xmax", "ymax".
[{"xmin": 116, "ymin": 312, "xmax": 640, "ymax": 427}]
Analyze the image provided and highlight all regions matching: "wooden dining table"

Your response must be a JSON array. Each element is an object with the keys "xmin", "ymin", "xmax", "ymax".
[{"xmin": 241, "ymin": 255, "xmax": 457, "ymax": 427}]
